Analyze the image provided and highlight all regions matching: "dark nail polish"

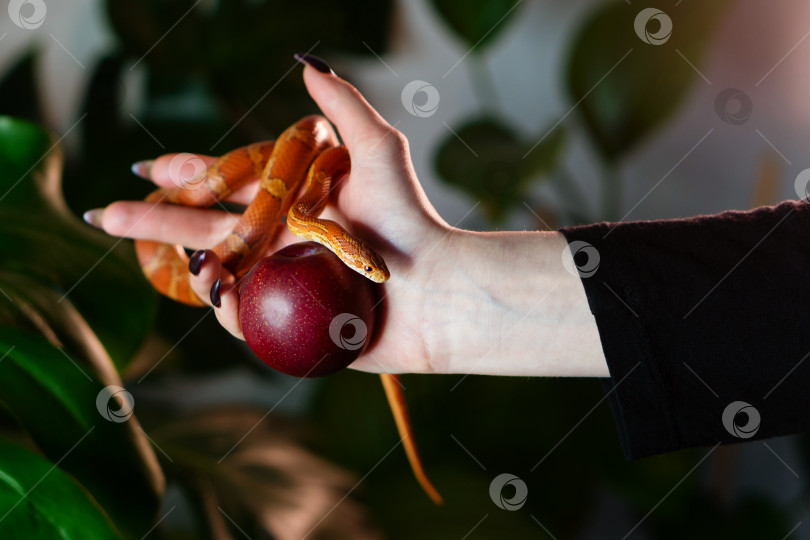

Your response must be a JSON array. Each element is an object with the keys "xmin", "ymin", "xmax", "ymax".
[
  {"xmin": 294, "ymin": 53, "xmax": 333, "ymax": 75},
  {"xmin": 210, "ymin": 279, "xmax": 221, "ymax": 308},
  {"xmin": 188, "ymin": 250, "xmax": 206, "ymax": 276}
]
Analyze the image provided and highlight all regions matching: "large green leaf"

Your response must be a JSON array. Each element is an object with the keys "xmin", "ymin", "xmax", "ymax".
[
  {"xmin": 0, "ymin": 438, "xmax": 121, "ymax": 540},
  {"xmin": 0, "ymin": 116, "xmax": 156, "ymax": 370},
  {"xmin": 429, "ymin": 0, "xmax": 522, "ymax": 49},
  {"xmin": 0, "ymin": 329, "xmax": 163, "ymax": 538},
  {"xmin": 565, "ymin": 0, "xmax": 730, "ymax": 160},
  {"xmin": 434, "ymin": 117, "xmax": 564, "ymax": 223}
]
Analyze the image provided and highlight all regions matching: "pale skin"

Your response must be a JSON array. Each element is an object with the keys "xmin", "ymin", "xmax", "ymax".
[{"xmin": 90, "ymin": 64, "xmax": 609, "ymax": 378}]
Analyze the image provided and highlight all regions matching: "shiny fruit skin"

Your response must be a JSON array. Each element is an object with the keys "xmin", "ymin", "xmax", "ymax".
[{"xmin": 239, "ymin": 242, "xmax": 377, "ymax": 377}]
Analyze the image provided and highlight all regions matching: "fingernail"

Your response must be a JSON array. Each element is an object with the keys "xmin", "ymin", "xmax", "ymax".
[
  {"xmin": 82, "ymin": 208, "xmax": 104, "ymax": 229},
  {"xmin": 189, "ymin": 250, "xmax": 206, "ymax": 276},
  {"xmin": 294, "ymin": 53, "xmax": 334, "ymax": 75},
  {"xmin": 210, "ymin": 279, "xmax": 221, "ymax": 308},
  {"xmin": 131, "ymin": 159, "xmax": 155, "ymax": 179}
]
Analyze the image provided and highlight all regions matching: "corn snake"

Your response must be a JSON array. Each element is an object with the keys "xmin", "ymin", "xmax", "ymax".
[{"xmin": 134, "ymin": 115, "xmax": 441, "ymax": 504}]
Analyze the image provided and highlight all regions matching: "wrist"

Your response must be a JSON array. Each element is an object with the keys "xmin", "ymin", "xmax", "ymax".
[{"xmin": 419, "ymin": 227, "xmax": 607, "ymax": 377}]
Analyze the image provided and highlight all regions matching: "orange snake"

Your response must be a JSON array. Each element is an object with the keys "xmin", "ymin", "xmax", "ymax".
[{"xmin": 134, "ymin": 115, "xmax": 442, "ymax": 504}]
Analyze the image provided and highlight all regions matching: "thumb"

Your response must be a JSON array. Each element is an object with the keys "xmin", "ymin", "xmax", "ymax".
[{"xmin": 296, "ymin": 54, "xmax": 397, "ymax": 151}]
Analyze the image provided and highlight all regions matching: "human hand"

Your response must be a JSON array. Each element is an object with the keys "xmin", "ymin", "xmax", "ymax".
[
  {"xmin": 89, "ymin": 56, "xmax": 455, "ymax": 374},
  {"xmin": 89, "ymin": 55, "xmax": 607, "ymax": 377}
]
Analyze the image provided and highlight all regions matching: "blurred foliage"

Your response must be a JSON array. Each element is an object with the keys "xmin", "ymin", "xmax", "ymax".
[
  {"xmin": 144, "ymin": 406, "xmax": 381, "ymax": 539},
  {"xmin": 310, "ymin": 371, "xmax": 790, "ymax": 539},
  {"xmin": 435, "ymin": 117, "xmax": 564, "ymax": 223},
  {"xmin": 0, "ymin": 438, "xmax": 120, "ymax": 539},
  {"xmin": 429, "ymin": 0, "xmax": 520, "ymax": 48},
  {"xmin": 0, "ymin": 113, "xmax": 155, "ymax": 369},
  {"xmin": 0, "ymin": 328, "xmax": 163, "ymax": 537},
  {"xmin": 565, "ymin": 0, "xmax": 731, "ymax": 219},
  {"xmin": 105, "ymin": 0, "xmax": 393, "ymax": 147},
  {"xmin": 566, "ymin": 0, "xmax": 731, "ymax": 162},
  {"xmin": 0, "ymin": 116, "xmax": 162, "ymax": 537},
  {"xmin": 435, "ymin": 0, "xmax": 731, "ymax": 223}
]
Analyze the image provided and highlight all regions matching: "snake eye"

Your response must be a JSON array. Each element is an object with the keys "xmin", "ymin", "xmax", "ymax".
[{"xmin": 364, "ymin": 266, "xmax": 373, "ymax": 273}]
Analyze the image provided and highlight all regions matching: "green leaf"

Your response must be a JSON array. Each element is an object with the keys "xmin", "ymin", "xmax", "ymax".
[
  {"xmin": 565, "ymin": 1, "xmax": 730, "ymax": 160},
  {"xmin": 0, "ymin": 115, "xmax": 156, "ymax": 370},
  {"xmin": 429, "ymin": 0, "xmax": 521, "ymax": 49},
  {"xmin": 0, "ymin": 438, "xmax": 121, "ymax": 540},
  {"xmin": 434, "ymin": 117, "xmax": 564, "ymax": 223},
  {"xmin": 0, "ymin": 329, "xmax": 163, "ymax": 538}
]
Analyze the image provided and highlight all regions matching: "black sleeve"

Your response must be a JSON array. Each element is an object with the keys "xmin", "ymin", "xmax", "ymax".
[{"xmin": 559, "ymin": 200, "xmax": 810, "ymax": 460}]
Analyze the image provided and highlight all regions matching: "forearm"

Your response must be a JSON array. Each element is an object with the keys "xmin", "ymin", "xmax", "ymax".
[{"xmin": 420, "ymin": 228, "xmax": 608, "ymax": 377}]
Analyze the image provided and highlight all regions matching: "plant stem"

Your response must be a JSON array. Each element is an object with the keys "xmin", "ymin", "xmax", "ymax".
[
  {"xmin": 555, "ymin": 166, "xmax": 594, "ymax": 224},
  {"xmin": 468, "ymin": 54, "xmax": 500, "ymax": 114},
  {"xmin": 600, "ymin": 159, "xmax": 622, "ymax": 222}
]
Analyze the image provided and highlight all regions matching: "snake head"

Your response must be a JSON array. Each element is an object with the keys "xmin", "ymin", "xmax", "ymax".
[{"xmin": 350, "ymin": 240, "xmax": 390, "ymax": 283}]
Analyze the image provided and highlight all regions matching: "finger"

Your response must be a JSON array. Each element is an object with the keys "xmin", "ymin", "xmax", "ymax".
[
  {"xmin": 133, "ymin": 153, "xmax": 219, "ymax": 190},
  {"xmin": 134, "ymin": 153, "xmax": 262, "ymax": 206},
  {"xmin": 300, "ymin": 59, "xmax": 397, "ymax": 151},
  {"xmin": 225, "ymin": 180, "xmax": 260, "ymax": 206},
  {"xmin": 101, "ymin": 201, "xmax": 241, "ymax": 249},
  {"xmin": 214, "ymin": 280, "xmax": 242, "ymax": 339},
  {"xmin": 189, "ymin": 250, "xmax": 243, "ymax": 339}
]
